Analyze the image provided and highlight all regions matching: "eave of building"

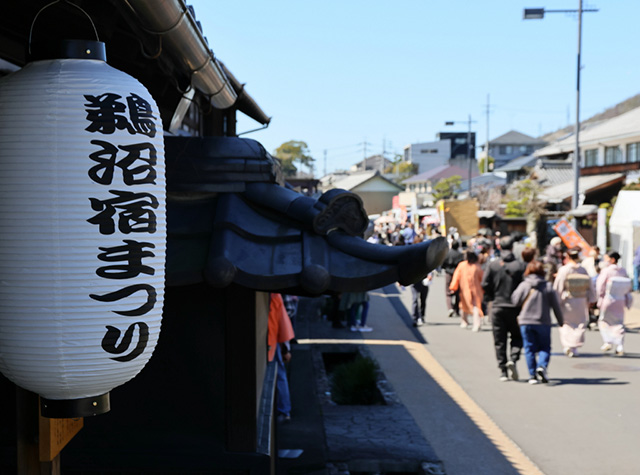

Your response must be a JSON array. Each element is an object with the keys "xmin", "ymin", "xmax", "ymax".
[
  {"xmin": 165, "ymin": 136, "xmax": 448, "ymax": 296},
  {"xmin": 0, "ymin": 0, "xmax": 270, "ymax": 126}
]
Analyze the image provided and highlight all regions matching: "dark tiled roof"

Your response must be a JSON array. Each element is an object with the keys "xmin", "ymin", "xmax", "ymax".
[
  {"xmin": 533, "ymin": 159, "xmax": 573, "ymax": 187},
  {"xmin": 490, "ymin": 130, "xmax": 546, "ymax": 145},
  {"xmin": 494, "ymin": 155, "xmax": 538, "ymax": 173},
  {"xmin": 165, "ymin": 136, "xmax": 448, "ymax": 295}
]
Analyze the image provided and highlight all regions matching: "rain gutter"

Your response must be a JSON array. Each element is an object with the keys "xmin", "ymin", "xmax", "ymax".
[{"xmin": 123, "ymin": 0, "xmax": 270, "ymax": 126}]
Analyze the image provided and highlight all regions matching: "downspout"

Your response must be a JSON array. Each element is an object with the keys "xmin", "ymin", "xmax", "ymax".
[{"xmin": 123, "ymin": 0, "xmax": 237, "ymax": 109}]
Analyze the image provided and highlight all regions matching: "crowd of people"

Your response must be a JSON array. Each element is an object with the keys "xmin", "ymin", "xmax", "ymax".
[
  {"xmin": 269, "ymin": 224, "xmax": 639, "ymax": 424},
  {"xmin": 441, "ymin": 230, "xmax": 635, "ymax": 385}
]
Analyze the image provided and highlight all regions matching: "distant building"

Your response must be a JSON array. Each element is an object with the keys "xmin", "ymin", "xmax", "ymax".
[
  {"xmin": 436, "ymin": 132, "xmax": 476, "ymax": 159},
  {"xmin": 481, "ymin": 130, "xmax": 546, "ymax": 169},
  {"xmin": 403, "ymin": 132, "xmax": 476, "ymax": 174},
  {"xmin": 350, "ymin": 154, "xmax": 394, "ymax": 173},
  {"xmin": 534, "ymin": 106, "xmax": 640, "ymax": 179},
  {"xmin": 323, "ymin": 170, "xmax": 405, "ymax": 215},
  {"xmin": 401, "ymin": 164, "xmax": 481, "ymax": 205},
  {"xmin": 493, "ymin": 155, "xmax": 538, "ymax": 184},
  {"xmin": 403, "ymin": 140, "xmax": 451, "ymax": 172}
]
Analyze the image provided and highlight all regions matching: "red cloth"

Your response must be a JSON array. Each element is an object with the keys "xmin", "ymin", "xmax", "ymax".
[{"xmin": 267, "ymin": 293, "xmax": 295, "ymax": 362}]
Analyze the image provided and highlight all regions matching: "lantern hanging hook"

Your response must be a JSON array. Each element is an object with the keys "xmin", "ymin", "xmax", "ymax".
[{"xmin": 29, "ymin": 0, "xmax": 101, "ymax": 55}]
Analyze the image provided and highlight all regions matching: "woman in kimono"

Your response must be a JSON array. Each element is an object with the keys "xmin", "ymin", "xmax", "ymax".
[
  {"xmin": 596, "ymin": 251, "xmax": 633, "ymax": 356},
  {"xmin": 449, "ymin": 250, "xmax": 484, "ymax": 331},
  {"xmin": 553, "ymin": 248, "xmax": 595, "ymax": 357}
]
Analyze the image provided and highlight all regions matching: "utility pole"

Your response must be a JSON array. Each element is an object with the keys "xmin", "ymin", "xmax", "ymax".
[
  {"xmin": 467, "ymin": 115, "xmax": 472, "ymax": 193},
  {"xmin": 360, "ymin": 140, "xmax": 371, "ymax": 170},
  {"xmin": 523, "ymin": 1, "xmax": 598, "ymax": 227},
  {"xmin": 485, "ymin": 94, "xmax": 491, "ymax": 173},
  {"xmin": 382, "ymin": 138, "xmax": 386, "ymax": 172},
  {"xmin": 323, "ymin": 149, "xmax": 327, "ymax": 177}
]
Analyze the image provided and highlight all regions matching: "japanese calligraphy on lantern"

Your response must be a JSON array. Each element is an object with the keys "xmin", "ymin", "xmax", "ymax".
[{"xmin": 84, "ymin": 92, "xmax": 159, "ymax": 363}]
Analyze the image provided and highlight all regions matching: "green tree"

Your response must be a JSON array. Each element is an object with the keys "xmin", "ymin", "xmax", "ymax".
[
  {"xmin": 478, "ymin": 156, "xmax": 495, "ymax": 174},
  {"xmin": 504, "ymin": 179, "xmax": 544, "ymax": 218},
  {"xmin": 433, "ymin": 175, "xmax": 462, "ymax": 201},
  {"xmin": 273, "ymin": 140, "xmax": 314, "ymax": 177},
  {"xmin": 384, "ymin": 153, "xmax": 404, "ymax": 173},
  {"xmin": 394, "ymin": 161, "xmax": 419, "ymax": 182},
  {"xmin": 504, "ymin": 199, "xmax": 527, "ymax": 217},
  {"xmin": 385, "ymin": 155, "xmax": 418, "ymax": 182}
]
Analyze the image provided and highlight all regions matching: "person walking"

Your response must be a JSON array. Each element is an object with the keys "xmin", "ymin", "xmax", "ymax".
[
  {"xmin": 442, "ymin": 240, "xmax": 464, "ymax": 318},
  {"xmin": 633, "ymin": 244, "xmax": 640, "ymax": 292},
  {"xmin": 512, "ymin": 260, "xmax": 564, "ymax": 385},
  {"xmin": 581, "ymin": 246, "xmax": 602, "ymax": 330},
  {"xmin": 268, "ymin": 293, "xmax": 296, "ymax": 421},
  {"xmin": 596, "ymin": 251, "xmax": 633, "ymax": 355},
  {"xmin": 482, "ymin": 236, "xmax": 526, "ymax": 381},
  {"xmin": 449, "ymin": 250, "xmax": 484, "ymax": 330},
  {"xmin": 401, "ymin": 223, "xmax": 416, "ymax": 245},
  {"xmin": 411, "ymin": 271, "xmax": 434, "ymax": 326},
  {"xmin": 552, "ymin": 248, "xmax": 595, "ymax": 357},
  {"xmin": 341, "ymin": 291, "xmax": 372, "ymax": 332}
]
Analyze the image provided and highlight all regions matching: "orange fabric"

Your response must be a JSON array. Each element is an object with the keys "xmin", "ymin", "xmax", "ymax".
[
  {"xmin": 449, "ymin": 261, "xmax": 484, "ymax": 316},
  {"xmin": 267, "ymin": 293, "xmax": 295, "ymax": 361}
]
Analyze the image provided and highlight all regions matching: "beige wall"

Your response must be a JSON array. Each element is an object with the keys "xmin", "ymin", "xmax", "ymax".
[{"xmin": 354, "ymin": 191, "xmax": 397, "ymax": 215}]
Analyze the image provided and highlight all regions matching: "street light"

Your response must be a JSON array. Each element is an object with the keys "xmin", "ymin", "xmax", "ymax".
[
  {"xmin": 524, "ymin": 2, "xmax": 598, "ymax": 225},
  {"xmin": 445, "ymin": 115, "xmax": 476, "ymax": 197}
]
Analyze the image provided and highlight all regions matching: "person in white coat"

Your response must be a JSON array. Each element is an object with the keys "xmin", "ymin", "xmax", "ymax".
[
  {"xmin": 596, "ymin": 251, "xmax": 633, "ymax": 356},
  {"xmin": 553, "ymin": 248, "xmax": 595, "ymax": 357}
]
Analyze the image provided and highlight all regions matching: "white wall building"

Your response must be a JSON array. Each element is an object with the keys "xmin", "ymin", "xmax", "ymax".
[{"xmin": 403, "ymin": 140, "xmax": 450, "ymax": 173}]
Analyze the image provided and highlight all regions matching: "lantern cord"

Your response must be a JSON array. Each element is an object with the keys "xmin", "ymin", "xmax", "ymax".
[
  {"xmin": 137, "ymin": 35, "xmax": 163, "ymax": 60},
  {"xmin": 29, "ymin": 0, "xmax": 100, "ymax": 55}
]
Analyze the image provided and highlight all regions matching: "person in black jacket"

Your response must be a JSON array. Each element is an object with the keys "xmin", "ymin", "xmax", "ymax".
[
  {"xmin": 482, "ymin": 236, "xmax": 526, "ymax": 382},
  {"xmin": 442, "ymin": 240, "xmax": 464, "ymax": 317}
]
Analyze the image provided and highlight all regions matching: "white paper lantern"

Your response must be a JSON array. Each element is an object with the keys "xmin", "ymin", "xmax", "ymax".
[{"xmin": 0, "ymin": 42, "xmax": 166, "ymax": 417}]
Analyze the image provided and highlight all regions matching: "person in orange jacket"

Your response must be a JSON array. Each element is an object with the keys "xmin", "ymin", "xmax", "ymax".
[
  {"xmin": 450, "ymin": 250, "xmax": 485, "ymax": 331},
  {"xmin": 268, "ymin": 293, "xmax": 296, "ymax": 422}
]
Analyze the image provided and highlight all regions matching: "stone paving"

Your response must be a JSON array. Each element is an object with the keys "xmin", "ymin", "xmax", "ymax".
[
  {"xmin": 283, "ymin": 297, "xmax": 445, "ymax": 474},
  {"xmin": 323, "ymin": 405, "xmax": 441, "ymax": 472}
]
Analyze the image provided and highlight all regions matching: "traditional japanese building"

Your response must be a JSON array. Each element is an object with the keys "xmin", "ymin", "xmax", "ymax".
[{"xmin": 0, "ymin": 2, "xmax": 447, "ymax": 473}]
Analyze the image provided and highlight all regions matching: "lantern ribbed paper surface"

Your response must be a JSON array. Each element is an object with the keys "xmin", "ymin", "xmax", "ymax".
[{"xmin": 0, "ymin": 58, "xmax": 166, "ymax": 406}]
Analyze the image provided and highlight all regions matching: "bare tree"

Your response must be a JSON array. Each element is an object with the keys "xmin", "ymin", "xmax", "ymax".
[{"xmin": 474, "ymin": 185, "xmax": 503, "ymax": 211}]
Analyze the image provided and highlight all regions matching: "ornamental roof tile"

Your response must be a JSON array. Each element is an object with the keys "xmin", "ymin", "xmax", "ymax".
[{"xmin": 165, "ymin": 136, "xmax": 447, "ymax": 295}]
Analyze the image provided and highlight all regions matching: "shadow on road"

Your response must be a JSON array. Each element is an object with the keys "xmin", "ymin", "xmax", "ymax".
[
  {"xmin": 382, "ymin": 284, "xmax": 427, "ymax": 344},
  {"xmin": 549, "ymin": 377, "xmax": 629, "ymax": 386}
]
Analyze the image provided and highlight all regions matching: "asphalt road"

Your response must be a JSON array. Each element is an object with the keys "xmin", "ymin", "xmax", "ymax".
[{"xmin": 362, "ymin": 274, "xmax": 640, "ymax": 475}]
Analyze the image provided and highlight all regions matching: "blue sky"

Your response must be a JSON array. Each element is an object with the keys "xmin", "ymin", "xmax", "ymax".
[{"xmin": 188, "ymin": 1, "xmax": 639, "ymax": 175}]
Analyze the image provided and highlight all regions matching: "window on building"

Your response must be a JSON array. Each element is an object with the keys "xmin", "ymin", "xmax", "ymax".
[
  {"xmin": 499, "ymin": 145, "xmax": 506, "ymax": 154},
  {"xmin": 455, "ymin": 138, "xmax": 467, "ymax": 145},
  {"xmin": 604, "ymin": 146, "xmax": 623, "ymax": 165},
  {"xmin": 585, "ymin": 149, "xmax": 599, "ymax": 167},
  {"xmin": 526, "ymin": 145, "xmax": 534, "ymax": 154},
  {"xmin": 519, "ymin": 145, "xmax": 527, "ymax": 153},
  {"xmin": 420, "ymin": 149, "xmax": 438, "ymax": 154},
  {"xmin": 627, "ymin": 142, "xmax": 640, "ymax": 163}
]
